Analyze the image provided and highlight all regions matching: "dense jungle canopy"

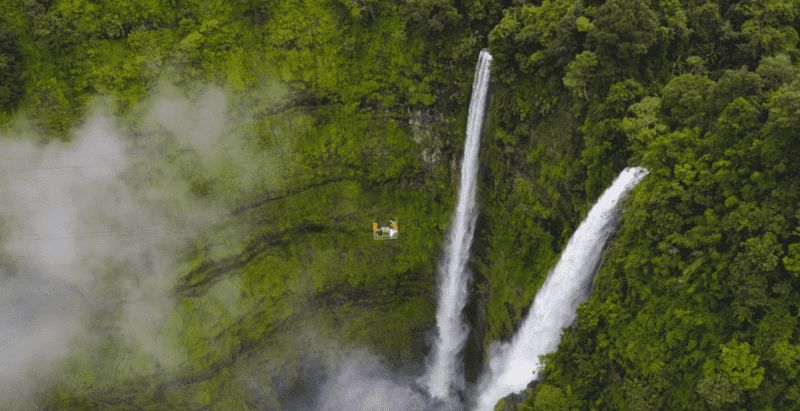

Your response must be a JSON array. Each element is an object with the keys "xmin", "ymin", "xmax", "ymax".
[{"xmin": 0, "ymin": 0, "xmax": 799, "ymax": 409}]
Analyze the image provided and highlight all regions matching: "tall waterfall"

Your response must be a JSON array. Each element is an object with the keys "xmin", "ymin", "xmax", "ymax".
[
  {"xmin": 475, "ymin": 167, "xmax": 648, "ymax": 411},
  {"xmin": 422, "ymin": 50, "xmax": 492, "ymax": 400}
]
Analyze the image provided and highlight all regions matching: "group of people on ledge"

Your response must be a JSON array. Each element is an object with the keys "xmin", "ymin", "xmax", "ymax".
[{"xmin": 372, "ymin": 219, "xmax": 398, "ymax": 239}]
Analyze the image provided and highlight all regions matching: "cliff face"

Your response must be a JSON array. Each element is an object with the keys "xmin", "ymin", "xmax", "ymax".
[
  {"xmin": 1, "ymin": 2, "xmax": 472, "ymax": 408},
  {"xmin": 1, "ymin": 1, "xmax": 799, "ymax": 410}
]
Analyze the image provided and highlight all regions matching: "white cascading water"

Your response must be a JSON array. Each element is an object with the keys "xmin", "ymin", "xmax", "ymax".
[
  {"xmin": 474, "ymin": 166, "xmax": 648, "ymax": 411},
  {"xmin": 422, "ymin": 50, "xmax": 492, "ymax": 400}
]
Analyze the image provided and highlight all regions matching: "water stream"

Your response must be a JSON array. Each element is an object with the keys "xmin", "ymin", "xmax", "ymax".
[
  {"xmin": 475, "ymin": 167, "xmax": 649, "ymax": 410},
  {"xmin": 421, "ymin": 50, "xmax": 493, "ymax": 401}
]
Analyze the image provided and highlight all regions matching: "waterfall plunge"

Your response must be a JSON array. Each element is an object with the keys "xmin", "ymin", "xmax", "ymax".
[
  {"xmin": 475, "ymin": 167, "xmax": 649, "ymax": 411},
  {"xmin": 422, "ymin": 50, "xmax": 492, "ymax": 401}
]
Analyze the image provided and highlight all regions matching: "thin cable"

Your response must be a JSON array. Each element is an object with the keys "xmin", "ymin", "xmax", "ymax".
[{"xmin": 3, "ymin": 228, "xmax": 194, "ymax": 242}]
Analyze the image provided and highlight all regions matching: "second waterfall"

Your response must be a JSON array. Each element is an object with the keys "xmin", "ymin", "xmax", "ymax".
[{"xmin": 421, "ymin": 50, "xmax": 492, "ymax": 401}]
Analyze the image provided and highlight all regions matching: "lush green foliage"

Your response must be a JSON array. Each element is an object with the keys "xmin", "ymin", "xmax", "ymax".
[
  {"xmin": 479, "ymin": 1, "xmax": 800, "ymax": 409},
  {"xmin": 1, "ymin": 0, "xmax": 799, "ymax": 409}
]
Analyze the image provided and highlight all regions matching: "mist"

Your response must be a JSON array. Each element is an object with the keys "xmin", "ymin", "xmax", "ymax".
[
  {"xmin": 315, "ymin": 350, "xmax": 441, "ymax": 411},
  {"xmin": 0, "ymin": 85, "xmax": 278, "ymax": 406}
]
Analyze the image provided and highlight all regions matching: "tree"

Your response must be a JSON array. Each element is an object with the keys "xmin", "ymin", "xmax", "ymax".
[
  {"xmin": 739, "ymin": 0, "xmax": 800, "ymax": 58},
  {"xmin": 720, "ymin": 341, "xmax": 765, "ymax": 390},
  {"xmin": 402, "ymin": 0, "xmax": 461, "ymax": 35},
  {"xmin": 660, "ymin": 73, "xmax": 715, "ymax": 128},
  {"xmin": 698, "ymin": 341, "xmax": 765, "ymax": 407},
  {"xmin": 563, "ymin": 51, "xmax": 597, "ymax": 100},
  {"xmin": 783, "ymin": 243, "xmax": 800, "ymax": 277},
  {"xmin": 697, "ymin": 373, "xmax": 742, "ymax": 408},
  {"xmin": 756, "ymin": 54, "xmax": 800, "ymax": 91},
  {"xmin": 591, "ymin": 0, "xmax": 658, "ymax": 60},
  {"xmin": 532, "ymin": 384, "xmax": 571, "ymax": 410},
  {"xmin": 770, "ymin": 340, "xmax": 800, "ymax": 378}
]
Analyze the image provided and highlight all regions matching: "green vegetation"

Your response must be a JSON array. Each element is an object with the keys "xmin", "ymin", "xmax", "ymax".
[
  {"xmin": 0, "ymin": 0, "xmax": 798, "ymax": 409},
  {"xmin": 482, "ymin": 1, "xmax": 800, "ymax": 409},
  {"xmin": 1, "ymin": 0, "xmax": 460, "ymax": 408}
]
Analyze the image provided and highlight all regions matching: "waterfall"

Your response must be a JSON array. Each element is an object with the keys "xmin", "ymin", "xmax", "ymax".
[
  {"xmin": 422, "ymin": 50, "xmax": 492, "ymax": 400},
  {"xmin": 474, "ymin": 167, "xmax": 648, "ymax": 411}
]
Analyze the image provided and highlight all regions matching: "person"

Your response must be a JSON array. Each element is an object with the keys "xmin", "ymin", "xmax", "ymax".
[
  {"xmin": 373, "ymin": 221, "xmax": 380, "ymax": 237},
  {"xmin": 389, "ymin": 219, "xmax": 398, "ymax": 239}
]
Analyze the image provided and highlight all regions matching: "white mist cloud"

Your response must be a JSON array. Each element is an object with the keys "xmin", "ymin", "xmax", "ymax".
[
  {"xmin": 0, "ymin": 85, "xmax": 275, "ymax": 406},
  {"xmin": 316, "ymin": 351, "xmax": 440, "ymax": 411}
]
